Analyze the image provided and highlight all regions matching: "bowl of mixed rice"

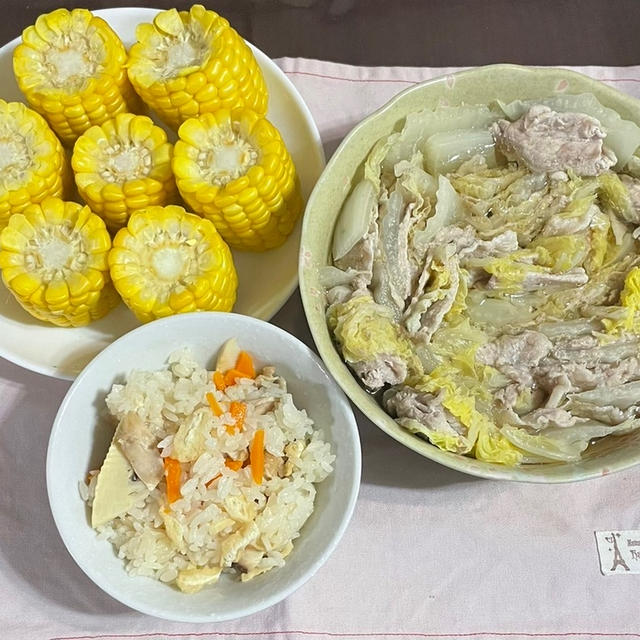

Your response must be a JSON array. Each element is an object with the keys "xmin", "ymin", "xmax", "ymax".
[{"xmin": 46, "ymin": 312, "xmax": 361, "ymax": 622}]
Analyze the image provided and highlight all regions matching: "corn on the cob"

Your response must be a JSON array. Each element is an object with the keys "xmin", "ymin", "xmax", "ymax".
[
  {"xmin": 0, "ymin": 99, "xmax": 68, "ymax": 230},
  {"xmin": 172, "ymin": 109, "xmax": 302, "ymax": 251},
  {"xmin": 109, "ymin": 204, "xmax": 237, "ymax": 322},
  {"xmin": 127, "ymin": 5, "xmax": 268, "ymax": 129},
  {"xmin": 0, "ymin": 197, "xmax": 118, "ymax": 327},
  {"xmin": 72, "ymin": 113, "xmax": 176, "ymax": 231},
  {"xmin": 13, "ymin": 8, "xmax": 139, "ymax": 146}
]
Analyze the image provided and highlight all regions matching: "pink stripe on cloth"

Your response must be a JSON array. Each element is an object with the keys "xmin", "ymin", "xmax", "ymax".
[
  {"xmin": 46, "ymin": 632, "xmax": 640, "ymax": 640},
  {"xmin": 284, "ymin": 70, "xmax": 416, "ymax": 84},
  {"xmin": 276, "ymin": 58, "xmax": 640, "ymax": 156},
  {"xmin": 285, "ymin": 69, "xmax": 640, "ymax": 85}
]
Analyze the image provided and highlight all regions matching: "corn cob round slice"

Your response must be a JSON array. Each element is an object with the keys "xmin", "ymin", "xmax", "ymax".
[
  {"xmin": 109, "ymin": 205, "xmax": 237, "ymax": 323},
  {"xmin": 13, "ymin": 8, "xmax": 139, "ymax": 146},
  {"xmin": 0, "ymin": 197, "xmax": 118, "ymax": 327},
  {"xmin": 173, "ymin": 109, "xmax": 302, "ymax": 251},
  {"xmin": 127, "ymin": 5, "xmax": 268, "ymax": 129},
  {"xmin": 0, "ymin": 99, "xmax": 69, "ymax": 231},
  {"xmin": 72, "ymin": 113, "xmax": 176, "ymax": 231}
]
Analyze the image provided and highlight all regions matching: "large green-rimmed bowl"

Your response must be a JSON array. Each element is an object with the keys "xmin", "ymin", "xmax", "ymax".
[{"xmin": 299, "ymin": 63, "xmax": 640, "ymax": 483}]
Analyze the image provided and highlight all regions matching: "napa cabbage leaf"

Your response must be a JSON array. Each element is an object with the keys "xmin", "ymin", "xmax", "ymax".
[
  {"xmin": 501, "ymin": 419, "xmax": 640, "ymax": 462},
  {"xmin": 328, "ymin": 294, "xmax": 422, "ymax": 376}
]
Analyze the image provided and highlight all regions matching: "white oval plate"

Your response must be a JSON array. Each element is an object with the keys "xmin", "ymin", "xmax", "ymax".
[{"xmin": 0, "ymin": 7, "xmax": 325, "ymax": 380}]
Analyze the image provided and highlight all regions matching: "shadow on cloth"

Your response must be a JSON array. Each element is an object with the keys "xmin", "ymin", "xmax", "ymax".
[
  {"xmin": 356, "ymin": 404, "xmax": 483, "ymax": 490},
  {"xmin": 272, "ymin": 289, "xmax": 316, "ymax": 353},
  {"xmin": 0, "ymin": 357, "xmax": 130, "ymax": 616}
]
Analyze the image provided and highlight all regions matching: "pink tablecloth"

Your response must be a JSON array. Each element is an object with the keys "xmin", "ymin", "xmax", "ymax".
[{"xmin": 3, "ymin": 59, "xmax": 640, "ymax": 640}]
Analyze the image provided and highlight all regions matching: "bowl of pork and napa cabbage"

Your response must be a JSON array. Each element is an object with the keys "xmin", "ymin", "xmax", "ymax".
[{"xmin": 300, "ymin": 64, "xmax": 640, "ymax": 482}]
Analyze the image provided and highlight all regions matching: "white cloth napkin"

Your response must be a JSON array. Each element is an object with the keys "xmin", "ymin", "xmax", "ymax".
[{"xmin": 2, "ymin": 59, "xmax": 640, "ymax": 640}]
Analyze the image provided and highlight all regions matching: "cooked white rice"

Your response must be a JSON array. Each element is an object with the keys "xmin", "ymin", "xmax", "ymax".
[{"xmin": 84, "ymin": 348, "xmax": 334, "ymax": 591}]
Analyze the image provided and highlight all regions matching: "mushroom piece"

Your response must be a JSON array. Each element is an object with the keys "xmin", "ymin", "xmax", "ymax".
[
  {"xmin": 263, "ymin": 452, "xmax": 284, "ymax": 479},
  {"xmin": 240, "ymin": 541, "xmax": 294, "ymax": 582},
  {"xmin": 115, "ymin": 412, "xmax": 164, "ymax": 490},
  {"xmin": 234, "ymin": 546, "xmax": 264, "ymax": 573}
]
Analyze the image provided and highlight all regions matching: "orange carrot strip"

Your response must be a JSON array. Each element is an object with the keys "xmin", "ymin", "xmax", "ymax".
[
  {"xmin": 224, "ymin": 368, "xmax": 251, "ymax": 386},
  {"xmin": 225, "ymin": 458, "xmax": 244, "ymax": 471},
  {"xmin": 206, "ymin": 391, "xmax": 223, "ymax": 417},
  {"xmin": 230, "ymin": 401, "xmax": 247, "ymax": 430},
  {"xmin": 213, "ymin": 371, "xmax": 226, "ymax": 391},
  {"xmin": 206, "ymin": 457, "xmax": 243, "ymax": 486},
  {"xmin": 225, "ymin": 401, "xmax": 247, "ymax": 435},
  {"xmin": 250, "ymin": 429, "xmax": 265, "ymax": 485},
  {"xmin": 163, "ymin": 457, "xmax": 182, "ymax": 504},
  {"xmin": 235, "ymin": 351, "xmax": 255, "ymax": 378},
  {"xmin": 205, "ymin": 473, "xmax": 222, "ymax": 488}
]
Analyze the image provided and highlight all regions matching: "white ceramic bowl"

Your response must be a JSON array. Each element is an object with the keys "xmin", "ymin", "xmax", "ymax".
[{"xmin": 46, "ymin": 312, "xmax": 361, "ymax": 622}]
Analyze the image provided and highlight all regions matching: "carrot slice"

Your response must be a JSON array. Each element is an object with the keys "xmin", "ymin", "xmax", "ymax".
[
  {"xmin": 206, "ymin": 457, "xmax": 243, "ymax": 487},
  {"xmin": 230, "ymin": 401, "xmax": 246, "ymax": 430},
  {"xmin": 206, "ymin": 391, "xmax": 223, "ymax": 417},
  {"xmin": 213, "ymin": 371, "xmax": 226, "ymax": 391},
  {"xmin": 163, "ymin": 457, "xmax": 182, "ymax": 504},
  {"xmin": 225, "ymin": 401, "xmax": 247, "ymax": 435},
  {"xmin": 225, "ymin": 458, "xmax": 244, "ymax": 471},
  {"xmin": 235, "ymin": 351, "xmax": 255, "ymax": 378},
  {"xmin": 224, "ymin": 368, "xmax": 251, "ymax": 386},
  {"xmin": 250, "ymin": 429, "xmax": 265, "ymax": 485}
]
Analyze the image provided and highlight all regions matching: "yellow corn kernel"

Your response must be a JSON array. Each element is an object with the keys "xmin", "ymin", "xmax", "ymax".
[
  {"xmin": 127, "ymin": 5, "xmax": 268, "ymax": 129},
  {"xmin": 172, "ymin": 109, "xmax": 302, "ymax": 251},
  {"xmin": 13, "ymin": 8, "xmax": 139, "ymax": 146},
  {"xmin": 0, "ymin": 197, "xmax": 118, "ymax": 327},
  {"xmin": 0, "ymin": 100, "xmax": 68, "ymax": 230},
  {"xmin": 109, "ymin": 205, "xmax": 237, "ymax": 323},
  {"xmin": 72, "ymin": 113, "xmax": 176, "ymax": 231}
]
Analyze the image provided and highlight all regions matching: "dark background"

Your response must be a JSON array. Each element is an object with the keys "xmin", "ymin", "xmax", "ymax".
[{"xmin": 3, "ymin": 0, "xmax": 640, "ymax": 66}]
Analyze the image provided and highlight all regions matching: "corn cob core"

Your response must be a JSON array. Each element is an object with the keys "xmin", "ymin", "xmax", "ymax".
[
  {"xmin": 13, "ymin": 8, "xmax": 139, "ymax": 146},
  {"xmin": 0, "ymin": 197, "xmax": 118, "ymax": 327},
  {"xmin": 127, "ymin": 5, "xmax": 268, "ymax": 129},
  {"xmin": 109, "ymin": 205, "xmax": 237, "ymax": 323},
  {"xmin": 72, "ymin": 113, "xmax": 176, "ymax": 231},
  {"xmin": 173, "ymin": 109, "xmax": 302, "ymax": 251},
  {"xmin": 0, "ymin": 100, "xmax": 67, "ymax": 230}
]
